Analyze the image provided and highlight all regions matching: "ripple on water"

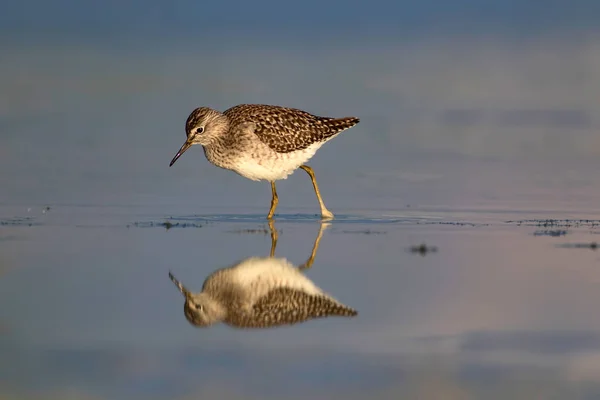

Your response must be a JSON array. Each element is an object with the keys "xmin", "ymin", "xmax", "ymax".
[{"xmin": 129, "ymin": 213, "xmax": 440, "ymax": 229}]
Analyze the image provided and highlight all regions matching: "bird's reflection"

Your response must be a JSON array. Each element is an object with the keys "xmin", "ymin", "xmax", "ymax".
[{"xmin": 169, "ymin": 221, "xmax": 358, "ymax": 329}]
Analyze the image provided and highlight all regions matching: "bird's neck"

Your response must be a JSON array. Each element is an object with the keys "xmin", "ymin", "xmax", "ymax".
[
  {"xmin": 210, "ymin": 302, "xmax": 227, "ymax": 320},
  {"xmin": 202, "ymin": 130, "xmax": 236, "ymax": 150},
  {"xmin": 199, "ymin": 293, "xmax": 228, "ymax": 321}
]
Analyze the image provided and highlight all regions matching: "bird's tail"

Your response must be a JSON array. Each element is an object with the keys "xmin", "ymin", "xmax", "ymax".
[
  {"xmin": 311, "ymin": 295, "xmax": 358, "ymax": 318},
  {"xmin": 327, "ymin": 302, "xmax": 359, "ymax": 317},
  {"xmin": 322, "ymin": 116, "xmax": 360, "ymax": 134}
]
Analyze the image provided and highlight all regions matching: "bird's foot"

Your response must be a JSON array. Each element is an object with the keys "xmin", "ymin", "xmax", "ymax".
[{"xmin": 320, "ymin": 209, "xmax": 334, "ymax": 220}]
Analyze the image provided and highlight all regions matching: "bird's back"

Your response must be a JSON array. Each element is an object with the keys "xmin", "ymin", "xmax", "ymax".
[
  {"xmin": 234, "ymin": 286, "xmax": 358, "ymax": 328},
  {"xmin": 202, "ymin": 256, "xmax": 357, "ymax": 328},
  {"xmin": 224, "ymin": 104, "xmax": 360, "ymax": 154}
]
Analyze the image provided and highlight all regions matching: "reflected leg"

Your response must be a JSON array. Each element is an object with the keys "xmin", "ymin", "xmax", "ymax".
[
  {"xmin": 268, "ymin": 219, "xmax": 278, "ymax": 257},
  {"xmin": 298, "ymin": 222, "xmax": 330, "ymax": 271}
]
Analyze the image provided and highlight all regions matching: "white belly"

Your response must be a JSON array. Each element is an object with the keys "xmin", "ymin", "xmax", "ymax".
[
  {"xmin": 232, "ymin": 143, "xmax": 322, "ymax": 182},
  {"xmin": 231, "ymin": 256, "xmax": 325, "ymax": 301}
]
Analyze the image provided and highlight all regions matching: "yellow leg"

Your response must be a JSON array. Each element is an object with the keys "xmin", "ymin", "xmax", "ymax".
[
  {"xmin": 266, "ymin": 181, "xmax": 279, "ymax": 220},
  {"xmin": 299, "ymin": 165, "xmax": 334, "ymax": 220},
  {"xmin": 268, "ymin": 219, "xmax": 278, "ymax": 257},
  {"xmin": 299, "ymin": 221, "xmax": 330, "ymax": 271}
]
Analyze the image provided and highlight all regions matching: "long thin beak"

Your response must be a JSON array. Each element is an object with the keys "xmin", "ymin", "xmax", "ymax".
[
  {"xmin": 169, "ymin": 139, "xmax": 193, "ymax": 167},
  {"xmin": 169, "ymin": 271, "xmax": 191, "ymax": 299}
]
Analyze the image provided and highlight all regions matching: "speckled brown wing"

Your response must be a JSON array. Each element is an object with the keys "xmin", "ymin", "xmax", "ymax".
[
  {"xmin": 223, "ymin": 104, "xmax": 360, "ymax": 153},
  {"xmin": 234, "ymin": 287, "xmax": 357, "ymax": 328}
]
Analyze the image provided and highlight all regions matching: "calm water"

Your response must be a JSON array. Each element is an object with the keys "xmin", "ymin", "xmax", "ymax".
[
  {"xmin": 2, "ymin": 206, "xmax": 600, "ymax": 399},
  {"xmin": 3, "ymin": 37, "xmax": 600, "ymax": 399}
]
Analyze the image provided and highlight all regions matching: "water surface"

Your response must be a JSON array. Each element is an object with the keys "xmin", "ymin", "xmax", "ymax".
[{"xmin": 3, "ymin": 31, "xmax": 600, "ymax": 400}]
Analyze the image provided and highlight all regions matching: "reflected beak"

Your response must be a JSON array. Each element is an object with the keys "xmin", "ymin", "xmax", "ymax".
[
  {"xmin": 169, "ymin": 138, "xmax": 193, "ymax": 167},
  {"xmin": 169, "ymin": 271, "xmax": 191, "ymax": 299}
]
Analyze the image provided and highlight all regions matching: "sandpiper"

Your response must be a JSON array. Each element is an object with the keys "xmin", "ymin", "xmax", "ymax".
[
  {"xmin": 169, "ymin": 104, "xmax": 360, "ymax": 219},
  {"xmin": 168, "ymin": 222, "xmax": 357, "ymax": 328}
]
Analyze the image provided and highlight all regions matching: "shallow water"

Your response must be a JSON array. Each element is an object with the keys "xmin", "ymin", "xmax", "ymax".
[
  {"xmin": 2, "ymin": 203, "xmax": 600, "ymax": 399},
  {"xmin": 4, "ymin": 35, "xmax": 600, "ymax": 399}
]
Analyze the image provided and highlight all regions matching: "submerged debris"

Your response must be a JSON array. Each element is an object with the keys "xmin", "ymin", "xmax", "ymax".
[
  {"xmin": 229, "ymin": 227, "xmax": 277, "ymax": 235},
  {"xmin": 419, "ymin": 221, "xmax": 485, "ymax": 227},
  {"xmin": 409, "ymin": 243, "xmax": 438, "ymax": 256},
  {"xmin": 129, "ymin": 221, "xmax": 204, "ymax": 230},
  {"xmin": 533, "ymin": 229, "xmax": 568, "ymax": 237},
  {"xmin": 556, "ymin": 242, "xmax": 598, "ymax": 250},
  {"xmin": 508, "ymin": 219, "xmax": 600, "ymax": 228},
  {"xmin": 338, "ymin": 229, "xmax": 387, "ymax": 235},
  {"xmin": 0, "ymin": 217, "xmax": 39, "ymax": 227}
]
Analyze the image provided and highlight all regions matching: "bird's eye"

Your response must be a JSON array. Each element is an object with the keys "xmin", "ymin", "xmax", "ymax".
[
  {"xmin": 196, "ymin": 127, "xmax": 204, "ymax": 134},
  {"xmin": 194, "ymin": 303, "xmax": 203, "ymax": 311}
]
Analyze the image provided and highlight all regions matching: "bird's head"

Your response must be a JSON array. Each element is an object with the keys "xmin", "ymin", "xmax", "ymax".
[
  {"xmin": 169, "ymin": 107, "xmax": 229, "ymax": 167},
  {"xmin": 168, "ymin": 271, "xmax": 224, "ymax": 328}
]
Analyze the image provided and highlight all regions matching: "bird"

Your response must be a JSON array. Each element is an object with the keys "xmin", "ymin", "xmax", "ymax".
[
  {"xmin": 168, "ymin": 222, "xmax": 357, "ymax": 329},
  {"xmin": 168, "ymin": 104, "xmax": 360, "ymax": 220}
]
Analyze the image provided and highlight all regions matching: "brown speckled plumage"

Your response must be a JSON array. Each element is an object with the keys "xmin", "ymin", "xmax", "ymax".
[
  {"xmin": 170, "ymin": 103, "xmax": 359, "ymax": 219},
  {"xmin": 169, "ymin": 256, "xmax": 358, "ymax": 329},
  {"xmin": 220, "ymin": 104, "xmax": 359, "ymax": 153},
  {"xmin": 179, "ymin": 104, "xmax": 359, "ymax": 177},
  {"xmin": 240, "ymin": 287, "xmax": 358, "ymax": 328}
]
